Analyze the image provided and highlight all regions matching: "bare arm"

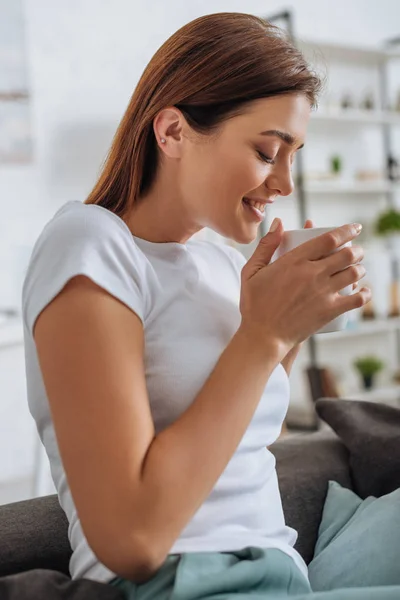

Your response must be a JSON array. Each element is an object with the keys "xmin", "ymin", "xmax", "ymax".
[
  {"xmin": 280, "ymin": 342, "xmax": 303, "ymax": 376},
  {"xmin": 34, "ymin": 276, "xmax": 282, "ymax": 582}
]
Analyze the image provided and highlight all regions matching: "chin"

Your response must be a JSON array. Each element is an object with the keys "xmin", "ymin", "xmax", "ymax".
[
  {"xmin": 209, "ymin": 218, "xmax": 260, "ymax": 246},
  {"xmin": 229, "ymin": 228, "xmax": 259, "ymax": 245}
]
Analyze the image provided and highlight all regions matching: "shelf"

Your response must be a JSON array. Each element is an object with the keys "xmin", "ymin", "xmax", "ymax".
[
  {"xmin": 298, "ymin": 38, "xmax": 400, "ymax": 64},
  {"xmin": 344, "ymin": 384, "xmax": 400, "ymax": 404},
  {"xmin": 316, "ymin": 317, "xmax": 400, "ymax": 342},
  {"xmin": 302, "ymin": 180, "xmax": 395, "ymax": 194},
  {"xmin": 311, "ymin": 108, "xmax": 400, "ymax": 125}
]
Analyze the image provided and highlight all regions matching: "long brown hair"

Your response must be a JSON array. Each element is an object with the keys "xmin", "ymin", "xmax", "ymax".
[{"xmin": 84, "ymin": 12, "xmax": 322, "ymax": 217}]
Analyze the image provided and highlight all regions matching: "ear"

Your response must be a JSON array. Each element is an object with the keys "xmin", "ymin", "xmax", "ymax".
[{"xmin": 153, "ymin": 107, "xmax": 187, "ymax": 158}]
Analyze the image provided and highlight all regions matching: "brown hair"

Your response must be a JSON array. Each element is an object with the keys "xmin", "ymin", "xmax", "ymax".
[{"xmin": 84, "ymin": 12, "xmax": 322, "ymax": 217}]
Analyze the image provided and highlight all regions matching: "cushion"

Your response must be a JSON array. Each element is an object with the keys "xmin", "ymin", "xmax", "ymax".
[
  {"xmin": 0, "ymin": 495, "xmax": 71, "ymax": 577},
  {"xmin": 271, "ymin": 429, "xmax": 352, "ymax": 564},
  {"xmin": 0, "ymin": 569, "xmax": 123, "ymax": 600},
  {"xmin": 315, "ymin": 398, "xmax": 400, "ymax": 498},
  {"xmin": 308, "ymin": 481, "xmax": 400, "ymax": 590}
]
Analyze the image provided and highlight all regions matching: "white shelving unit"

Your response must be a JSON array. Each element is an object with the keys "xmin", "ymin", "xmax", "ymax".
[
  {"xmin": 297, "ymin": 39, "xmax": 400, "ymax": 64},
  {"xmin": 312, "ymin": 318, "xmax": 400, "ymax": 403},
  {"xmin": 316, "ymin": 317, "xmax": 400, "ymax": 342},
  {"xmin": 302, "ymin": 180, "xmax": 398, "ymax": 194},
  {"xmin": 297, "ymin": 47, "xmax": 400, "ymax": 210},
  {"xmin": 279, "ymin": 30, "xmax": 400, "ymax": 409},
  {"xmin": 310, "ymin": 108, "xmax": 400, "ymax": 125},
  {"xmin": 345, "ymin": 384, "xmax": 400, "ymax": 405}
]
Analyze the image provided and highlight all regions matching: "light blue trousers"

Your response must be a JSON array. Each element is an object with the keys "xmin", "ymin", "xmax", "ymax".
[{"xmin": 109, "ymin": 546, "xmax": 400, "ymax": 599}]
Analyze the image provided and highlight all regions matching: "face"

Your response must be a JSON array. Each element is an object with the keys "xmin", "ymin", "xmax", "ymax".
[{"xmin": 180, "ymin": 94, "xmax": 310, "ymax": 244}]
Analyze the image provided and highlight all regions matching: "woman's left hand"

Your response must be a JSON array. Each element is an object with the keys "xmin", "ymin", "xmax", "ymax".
[{"xmin": 280, "ymin": 219, "xmax": 358, "ymax": 376}]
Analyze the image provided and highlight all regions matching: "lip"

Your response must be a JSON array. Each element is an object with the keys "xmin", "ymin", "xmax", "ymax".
[
  {"xmin": 242, "ymin": 198, "xmax": 266, "ymax": 222},
  {"xmin": 243, "ymin": 196, "xmax": 275, "ymax": 205}
]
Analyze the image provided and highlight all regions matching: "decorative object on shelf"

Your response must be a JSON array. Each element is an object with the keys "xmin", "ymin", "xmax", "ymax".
[
  {"xmin": 388, "ymin": 279, "xmax": 400, "ymax": 318},
  {"xmin": 341, "ymin": 92, "xmax": 354, "ymax": 109},
  {"xmin": 353, "ymin": 355, "xmax": 384, "ymax": 390},
  {"xmin": 355, "ymin": 169, "xmax": 385, "ymax": 181},
  {"xmin": 361, "ymin": 294, "xmax": 376, "ymax": 320},
  {"xmin": 330, "ymin": 154, "xmax": 342, "ymax": 176},
  {"xmin": 357, "ymin": 276, "xmax": 376, "ymax": 320},
  {"xmin": 360, "ymin": 90, "xmax": 375, "ymax": 111},
  {"xmin": 387, "ymin": 155, "xmax": 400, "ymax": 181},
  {"xmin": 302, "ymin": 171, "xmax": 338, "ymax": 182}
]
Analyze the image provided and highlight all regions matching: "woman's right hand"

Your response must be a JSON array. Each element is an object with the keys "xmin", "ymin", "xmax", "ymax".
[{"xmin": 239, "ymin": 218, "xmax": 372, "ymax": 359}]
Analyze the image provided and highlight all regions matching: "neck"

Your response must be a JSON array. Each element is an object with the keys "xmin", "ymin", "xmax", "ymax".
[{"xmin": 124, "ymin": 171, "xmax": 202, "ymax": 244}]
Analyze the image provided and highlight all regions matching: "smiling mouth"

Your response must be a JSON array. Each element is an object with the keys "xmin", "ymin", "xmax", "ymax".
[
  {"xmin": 242, "ymin": 198, "xmax": 266, "ymax": 221},
  {"xmin": 243, "ymin": 198, "xmax": 269, "ymax": 211}
]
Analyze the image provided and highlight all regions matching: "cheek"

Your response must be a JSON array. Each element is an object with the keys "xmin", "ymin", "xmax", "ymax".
[
  {"xmin": 220, "ymin": 154, "xmax": 267, "ymax": 200},
  {"xmin": 181, "ymin": 145, "xmax": 266, "ymax": 211},
  {"xmin": 200, "ymin": 150, "xmax": 265, "ymax": 200}
]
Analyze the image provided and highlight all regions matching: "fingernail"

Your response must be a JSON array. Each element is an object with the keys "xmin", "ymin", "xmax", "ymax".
[
  {"xmin": 353, "ymin": 223, "xmax": 362, "ymax": 234},
  {"xmin": 269, "ymin": 218, "xmax": 280, "ymax": 233}
]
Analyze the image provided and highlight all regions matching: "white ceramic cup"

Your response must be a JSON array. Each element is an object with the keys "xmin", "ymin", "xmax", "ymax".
[{"xmin": 271, "ymin": 226, "xmax": 354, "ymax": 334}]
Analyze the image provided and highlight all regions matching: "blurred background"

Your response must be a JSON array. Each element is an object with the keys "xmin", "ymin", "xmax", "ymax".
[{"xmin": 1, "ymin": 0, "xmax": 400, "ymax": 504}]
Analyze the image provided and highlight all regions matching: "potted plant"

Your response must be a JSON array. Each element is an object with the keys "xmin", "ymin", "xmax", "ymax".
[
  {"xmin": 374, "ymin": 208, "xmax": 400, "ymax": 252},
  {"xmin": 353, "ymin": 355, "xmax": 384, "ymax": 390},
  {"xmin": 330, "ymin": 154, "xmax": 342, "ymax": 176},
  {"xmin": 374, "ymin": 208, "xmax": 400, "ymax": 318}
]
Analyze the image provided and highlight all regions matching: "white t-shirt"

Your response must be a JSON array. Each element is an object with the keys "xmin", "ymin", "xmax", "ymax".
[{"xmin": 22, "ymin": 200, "xmax": 308, "ymax": 583}]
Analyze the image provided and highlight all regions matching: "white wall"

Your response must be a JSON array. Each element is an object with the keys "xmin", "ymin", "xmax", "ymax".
[
  {"xmin": 2, "ymin": 0, "xmax": 400, "ymax": 304},
  {"xmin": 1, "ymin": 0, "xmax": 400, "ymax": 501}
]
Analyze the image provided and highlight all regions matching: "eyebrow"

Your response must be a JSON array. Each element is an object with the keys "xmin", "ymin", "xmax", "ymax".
[{"xmin": 259, "ymin": 129, "xmax": 304, "ymax": 150}]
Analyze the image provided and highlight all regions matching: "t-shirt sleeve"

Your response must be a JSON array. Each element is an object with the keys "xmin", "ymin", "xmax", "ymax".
[{"xmin": 22, "ymin": 205, "xmax": 149, "ymax": 337}]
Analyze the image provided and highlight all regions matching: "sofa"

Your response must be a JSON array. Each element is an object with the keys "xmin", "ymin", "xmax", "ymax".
[{"xmin": 0, "ymin": 427, "xmax": 352, "ymax": 598}]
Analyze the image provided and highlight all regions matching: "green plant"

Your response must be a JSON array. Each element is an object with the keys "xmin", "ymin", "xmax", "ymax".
[
  {"xmin": 374, "ymin": 208, "xmax": 400, "ymax": 236},
  {"xmin": 353, "ymin": 355, "xmax": 384, "ymax": 377},
  {"xmin": 330, "ymin": 155, "xmax": 342, "ymax": 174}
]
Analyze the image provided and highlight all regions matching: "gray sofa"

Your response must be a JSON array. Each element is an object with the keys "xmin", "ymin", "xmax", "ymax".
[{"xmin": 0, "ymin": 429, "xmax": 351, "ymax": 597}]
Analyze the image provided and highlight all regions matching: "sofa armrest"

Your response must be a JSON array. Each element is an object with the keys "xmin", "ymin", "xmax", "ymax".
[
  {"xmin": 271, "ymin": 428, "xmax": 352, "ymax": 565},
  {"xmin": 0, "ymin": 494, "xmax": 71, "ymax": 577},
  {"xmin": 0, "ymin": 430, "xmax": 351, "ymax": 577}
]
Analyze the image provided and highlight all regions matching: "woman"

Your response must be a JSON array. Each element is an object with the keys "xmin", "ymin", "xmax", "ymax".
[{"xmin": 22, "ymin": 11, "xmax": 393, "ymax": 600}]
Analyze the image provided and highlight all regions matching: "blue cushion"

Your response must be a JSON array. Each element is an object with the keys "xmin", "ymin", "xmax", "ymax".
[{"xmin": 308, "ymin": 480, "xmax": 400, "ymax": 591}]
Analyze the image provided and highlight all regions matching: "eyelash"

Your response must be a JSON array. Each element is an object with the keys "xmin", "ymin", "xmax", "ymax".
[{"xmin": 257, "ymin": 151, "xmax": 276, "ymax": 165}]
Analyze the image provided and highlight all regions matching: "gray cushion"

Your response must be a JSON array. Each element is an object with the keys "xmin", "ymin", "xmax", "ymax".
[
  {"xmin": 315, "ymin": 398, "xmax": 400, "ymax": 498},
  {"xmin": 271, "ymin": 429, "xmax": 352, "ymax": 564},
  {"xmin": 0, "ymin": 569, "xmax": 123, "ymax": 600},
  {"xmin": 0, "ymin": 495, "xmax": 70, "ymax": 577}
]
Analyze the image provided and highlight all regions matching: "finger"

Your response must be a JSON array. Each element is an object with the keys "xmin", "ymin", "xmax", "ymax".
[
  {"xmin": 319, "ymin": 244, "xmax": 364, "ymax": 276},
  {"xmin": 353, "ymin": 282, "xmax": 358, "ymax": 291},
  {"xmin": 303, "ymin": 219, "xmax": 314, "ymax": 229},
  {"xmin": 334, "ymin": 286, "xmax": 372, "ymax": 315},
  {"xmin": 295, "ymin": 223, "xmax": 363, "ymax": 261},
  {"xmin": 330, "ymin": 263, "xmax": 367, "ymax": 293}
]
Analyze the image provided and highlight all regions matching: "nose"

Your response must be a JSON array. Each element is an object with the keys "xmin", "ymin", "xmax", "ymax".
[{"xmin": 265, "ymin": 162, "xmax": 294, "ymax": 197}]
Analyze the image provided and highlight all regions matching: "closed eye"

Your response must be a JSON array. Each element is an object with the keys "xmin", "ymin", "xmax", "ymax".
[{"xmin": 257, "ymin": 151, "xmax": 276, "ymax": 165}]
